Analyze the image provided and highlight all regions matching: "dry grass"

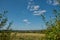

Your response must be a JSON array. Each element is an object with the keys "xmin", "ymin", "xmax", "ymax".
[
  {"xmin": 10, "ymin": 33, "xmax": 46, "ymax": 40},
  {"xmin": 0, "ymin": 32, "xmax": 46, "ymax": 40}
]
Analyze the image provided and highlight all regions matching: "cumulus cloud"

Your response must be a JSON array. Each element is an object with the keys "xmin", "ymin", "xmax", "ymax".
[
  {"xmin": 23, "ymin": 19, "xmax": 31, "ymax": 24},
  {"xmin": 47, "ymin": 0, "xmax": 59, "ymax": 5},
  {"xmin": 33, "ymin": 10, "xmax": 46, "ymax": 15}
]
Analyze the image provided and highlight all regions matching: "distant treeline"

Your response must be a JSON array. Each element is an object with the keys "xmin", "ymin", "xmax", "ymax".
[{"xmin": 0, "ymin": 30, "xmax": 46, "ymax": 33}]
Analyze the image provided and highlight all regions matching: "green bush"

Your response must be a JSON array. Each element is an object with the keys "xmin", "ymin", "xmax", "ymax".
[{"xmin": 40, "ymin": 6, "xmax": 60, "ymax": 40}]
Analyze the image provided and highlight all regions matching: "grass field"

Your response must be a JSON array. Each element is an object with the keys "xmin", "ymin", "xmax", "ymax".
[{"xmin": 10, "ymin": 33, "xmax": 46, "ymax": 40}]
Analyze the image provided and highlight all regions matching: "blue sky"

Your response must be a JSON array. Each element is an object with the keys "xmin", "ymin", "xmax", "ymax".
[{"xmin": 0, "ymin": 0, "xmax": 59, "ymax": 30}]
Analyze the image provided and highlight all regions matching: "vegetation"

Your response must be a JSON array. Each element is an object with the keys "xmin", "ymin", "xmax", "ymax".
[
  {"xmin": 0, "ymin": 9, "xmax": 59, "ymax": 40},
  {"xmin": 0, "ymin": 10, "xmax": 60, "ymax": 40},
  {"xmin": 0, "ymin": 11, "xmax": 12, "ymax": 40},
  {"xmin": 0, "ymin": 0, "xmax": 60, "ymax": 40},
  {"xmin": 45, "ymin": 10, "xmax": 60, "ymax": 40},
  {"xmin": 46, "ymin": 3, "xmax": 60, "ymax": 40},
  {"xmin": 40, "ymin": 0, "xmax": 60, "ymax": 40}
]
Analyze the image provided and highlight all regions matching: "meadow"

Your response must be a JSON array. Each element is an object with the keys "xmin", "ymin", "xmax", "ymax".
[
  {"xmin": 0, "ymin": 32, "xmax": 46, "ymax": 40},
  {"xmin": 11, "ymin": 33, "xmax": 45, "ymax": 40}
]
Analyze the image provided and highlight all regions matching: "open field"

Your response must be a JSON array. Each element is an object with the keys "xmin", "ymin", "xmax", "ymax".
[
  {"xmin": 10, "ymin": 33, "xmax": 46, "ymax": 40},
  {"xmin": 0, "ymin": 33, "xmax": 46, "ymax": 40},
  {"xmin": 11, "ymin": 33, "xmax": 45, "ymax": 36}
]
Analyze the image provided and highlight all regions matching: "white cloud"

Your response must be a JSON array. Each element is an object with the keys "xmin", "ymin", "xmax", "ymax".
[
  {"xmin": 27, "ymin": 4, "xmax": 40, "ymax": 11},
  {"xmin": 28, "ymin": 5, "xmax": 40, "ymax": 11},
  {"xmin": 27, "ymin": 2, "xmax": 34, "ymax": 10},
  {"xmin": 27, "ymin": 0, "xmax": 40, "ymax": 11},
  {"xmin": 33, "ymin": 5, "xmax": 40, "ymax": 10},
  {"xmin": 47, "ymin": 0, "xmax": 59, "ymax": 5},
  {"xmin": 47, "ymin": 0, "xmax": 52, "ymax": 4},
  {"xmin": 23, "ymin": 19, "xmax": 28, "ymax": 22},
  {"xmin": 33, "ymin": 10, "xmax": 46, "ymax": 15},
  {"xmin": 29, "ymin": 5, "xmax": 34, "ymax": 11},
  {"xmin": 27, "ymin": 0, "xmax": 46, "ymax": 16},
  {"xmin": 23, "ymin": 19, "xmax": 31, "ymax": 24},
  {"xmin": 53, "ymin": 0, "xmax": 59, "ymax": 5}
]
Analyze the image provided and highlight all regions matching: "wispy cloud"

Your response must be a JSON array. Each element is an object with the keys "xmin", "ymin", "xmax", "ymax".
[
  {"xmin": 29, "ymin": 5, "xmax": 40, "ymax": 11},
  {"xmin": 23, "ymin": 19, "xmax": 31, "ymax": 24},
  {"xmin": 47, "ymin": 0, "xmax": 59, "ymax": 5},
  {"xmin": 27, "ymin": 0, "xmax": 46, "ymax": 16},
  {"xmin": 33, "ymin": 10, "xmax": 46, "ymax": 15}
]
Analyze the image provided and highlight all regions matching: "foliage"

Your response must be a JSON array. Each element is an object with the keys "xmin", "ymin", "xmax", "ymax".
[
  {"xmin": 0, "ymin": 11, "xmax": 12, "ymax": 40},
  {"xmin": 40, "ymin": 5, "xmax": 60, "ymax": 40}
]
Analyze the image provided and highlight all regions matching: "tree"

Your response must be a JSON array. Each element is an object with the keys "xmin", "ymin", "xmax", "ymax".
[
  {"xmin": 40, "ymin": 1, "xmax": 60, "ymax": 40},
  {"xmin": 57, "ymin": 0, "xmax": 60, "ymax": 3},
  {"xmin": 0, "ymin": 11, "xmax": 12, "ymax": 40}
]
